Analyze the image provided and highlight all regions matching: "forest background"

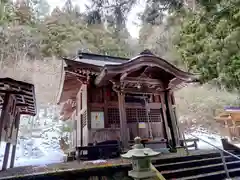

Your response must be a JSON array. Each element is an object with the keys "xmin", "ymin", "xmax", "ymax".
[{"xmin": 0, "ymin": 0, "xmax": 240, "ymax": 135}]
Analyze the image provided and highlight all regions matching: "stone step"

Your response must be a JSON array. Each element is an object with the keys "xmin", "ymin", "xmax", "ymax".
[
  {"xmin": 160, "ymin": 160, "xmax": 240, "ymax": 179},
  {"xmin": 174, "ymin": 167, "xmax": 240, "ymax": 180},
  {"xmin": 153, "ymin": 152, "xmax": 223, "ymax": 165},
  {"xmin": 155, "ymin": 155, "xmax": 240, "ymax": 171}
]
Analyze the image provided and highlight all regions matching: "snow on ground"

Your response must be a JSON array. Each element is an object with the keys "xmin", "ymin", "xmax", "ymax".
[
  {"xmin": 0, "ymin": 135, "xmax": 65, "ymax": 169},
  {"xmin": 0, "ymin": 112, "xmax": 66, "ymax": 169},
  {"xmin": 0, "ymin": 113, "xmax": 234, "ymax": 169},
  {"xmin": 0, "ymin": 127, "xmax": 225, "ymax": 169},
  {"xmin": 185, "ymin": 130, "xmax": 224, "ymax": 149}
]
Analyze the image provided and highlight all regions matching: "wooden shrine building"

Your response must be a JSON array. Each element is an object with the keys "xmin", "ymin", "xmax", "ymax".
[
  {"xmin": 0, "ymin": 78, "xmax": 37, "ymax": 170},
  {"xmin": 58, "ymin": 50, "xmax": 198, "ymax": 150},
  {"xmin": 215, "ymin": 107, "xmax": 240, "ymax": 140}
]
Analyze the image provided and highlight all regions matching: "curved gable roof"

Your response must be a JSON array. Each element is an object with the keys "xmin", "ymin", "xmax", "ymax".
[{"xmin": 95, "ymin": 52, "xmax": 198, "ymax": 86}]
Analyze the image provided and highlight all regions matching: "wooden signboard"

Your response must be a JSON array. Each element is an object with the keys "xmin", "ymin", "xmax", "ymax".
[
  {"xmin": 91, "ymin": 111, "xmax": 104, "ymax": 129},
  {"xmin": 138, "ymin": 122, "xmax": 146, "ymax": 129}
]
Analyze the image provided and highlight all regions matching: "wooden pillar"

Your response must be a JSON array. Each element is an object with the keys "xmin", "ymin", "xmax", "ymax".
[
  {"xmin": 0, "ymin": 93, "xmax": 10, "ymax": 170},
  {"xmin": 0, "ymin": 93, "xmax": 10, "ymax": 141},
  {"xmin": 10, "ymin": 113, "xmax": 20, "ymax": 168},
  {"xmin": 118, "ymin": 92, "xmax": 128, "ymax": 149},
  {"xmin": 164, "ymin": 90, "xmax": 179, "ymax": 151},
  {"xmin": 80, "ymin": 115, "xmax": 83, "ymax": 147},
  {"xmin": 2, "ymin": 142, "xmax": 11, "ymax": 170},
  {"xmin": 160, "ymin": 93, "xmax": 170, "ymax": 141},
  {"xmin": 225, "ymin": 120, "xmax": 232, "ymax": 140},
  {"xmin": 10, "ymin": 145, "xmax": 16, "ymax": 168},
  {"xmin": 103, "ymin": 87, "xmax": 108, "ymax": 128},
  {"xmin": 232, "ymin": 120, "xmax": 236, "ymax": 138}
]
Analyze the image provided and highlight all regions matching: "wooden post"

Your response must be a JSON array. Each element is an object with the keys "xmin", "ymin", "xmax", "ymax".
[
  {"xmin": 10, "ymin": 145, "xmax": 16, "ymax": 168},
  {"xmin": 0, "ymin": 93, "xmax": 10, "ymax": 142},
  {"xmin": 160, "ymin": 93, "xmax": 170, "ymax": 141},
  {"xmin": 2, "ymin": 142, "xmax": 11, "ymax": 170},
  {"xmin": 0, "ymin": 93, "xmax": 10, "ymax": 170},
  {"xmin": 164, "ymin": 90, "xmax": 179, "ymax": 151},
  {"xmin": 10, "ymin": 113, "xmax": 20, "ymax": 168},
  {"xmin": 225, "ymin": 120, "xmax": 232, "ymax": 141},
  {"xmin": 118, "ymin": 92, "xmax": 128, "ymax": 149},
  {"xmin": 80, "ymin": 115, "xmax": 83, "ymax": 147},
  {"xmin": 103, "ymin": 87, "xmax": 109, "ymax": 128}
]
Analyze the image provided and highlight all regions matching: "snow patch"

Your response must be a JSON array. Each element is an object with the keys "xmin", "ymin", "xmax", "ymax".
[
  {"xmin": 0, "ymin": 108, "xmax": 66, "ymax": 169},
  {"xmin": 185, "ymin": 131, "xmax": 223, "ymax": 149}
]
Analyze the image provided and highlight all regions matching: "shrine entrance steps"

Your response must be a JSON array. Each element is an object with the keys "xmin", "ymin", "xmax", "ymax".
[{"xmin": 155, "ymin": 150, "xmax": 240, "ymax": 180}]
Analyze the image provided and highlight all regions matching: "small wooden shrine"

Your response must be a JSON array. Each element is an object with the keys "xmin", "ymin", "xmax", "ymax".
[
  {"xmin": 58, "ymin": 50, "xmax": 198, "ymax": 150},
  {"xmin": 215, "ymin": 107, "xmax": 240, "ymax": 140},
  {"xmin": 0, "ymin": 78, "xmax": 37, "ymax": 170}
]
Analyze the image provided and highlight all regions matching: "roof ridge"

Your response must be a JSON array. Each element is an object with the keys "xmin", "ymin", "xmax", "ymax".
[{"xmin": 78, "ymin": 51, "xmax": 129, "ymax": 63}]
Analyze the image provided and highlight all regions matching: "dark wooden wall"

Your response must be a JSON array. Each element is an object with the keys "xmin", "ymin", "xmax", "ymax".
[{"xmin": 87, "ymin": 84, "xmax": 165, "ymax": 142}]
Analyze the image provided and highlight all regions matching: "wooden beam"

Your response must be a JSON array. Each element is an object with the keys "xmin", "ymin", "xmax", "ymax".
[
  {"xmin": 65, "ymin": 70, "xmax": 88, "ymax": 79},
  {"xmin": 123, "ymin": 77, "xmax": 163, "ymax": 86},
  {"xmin": 120, "ymin": 72, "xmax": 128, "ymax": 81},
  {"xmin": 168, "ymin": 78, "xmax": 183, "ymax": 89},
  {"xmin": 112, "ymin": 81, "xmax": 164, "ymax": 95},
  {"xmin": 0, "ymin": 89, "xmax": 32, "ymax": 96},
  {"xmin": 0, "ymin": 78, "xmax": 33, "ymax": 89},
  {"xmin": 19, "ymin": 112, "xmax": 35, "ymax": 115},
  {"xmin": 122, "ymin": 87, "xmax": 164, "ymax": 95},
  {"xmin": 120, "ymin": 66, "xmax": 147, "ymax": 81},
  {"xmin": 16, "ymin": 103, "xmax": 29, "ymax": 107}
]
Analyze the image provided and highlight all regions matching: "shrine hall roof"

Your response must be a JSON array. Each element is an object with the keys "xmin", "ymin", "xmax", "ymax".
[
  {"xmin": 64, "ymin": 50, "xmax": 198, "ymax": 81},
  {"xmin": 78, "ymin": 52, "xmax": 130, "ymax": 66},
  {"xmin": 59, "ymin": 50, "xmax": 199, "ymax": 102},
  {"xmin": 69, "ymin": 52, "xmax": 128, "ymax": 67}
]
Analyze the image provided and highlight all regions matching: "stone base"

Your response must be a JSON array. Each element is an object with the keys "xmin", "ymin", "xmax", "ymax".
[{"xmin": 128, "ymin": 170, "xmax": 156, "ymax": 179}]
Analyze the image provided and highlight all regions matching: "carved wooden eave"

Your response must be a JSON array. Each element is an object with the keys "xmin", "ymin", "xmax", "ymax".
[
  {"xmin": 0, "ymin": 78, "xmax": 37, "ymax": 116},
  {"xmin": 57, "ymin": 58, "xmax": 103, "ymax": 105},
  {"xmin": 59, "ymin": 99, "xmax": 76, "ymax": 121},
  {"xmin": 57, "ymin": 58, "xmax": 104, "ymax": 119},
  {"xmin": 57, "ymin": 71, "xmax": 82, "ymax": 105},
  {"xmin": 95, "ymin": 53, "xmax": 198, "ymax": 90},
  {"xmin": 214, "ymin": 113, "xmax": 232, "ymax": 121},
  {"xmin": 63, "ymin": 58, "xmax": 103, "ymax": 74},
  {"xmin": 111, "ymin": 78, "xmax": 164, "ymax": 95}
]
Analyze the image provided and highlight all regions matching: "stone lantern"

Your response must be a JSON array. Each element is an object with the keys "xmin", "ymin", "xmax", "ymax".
[{"xmin": 121, "ymin": 137, "xmax": 160, "ymax": 180}]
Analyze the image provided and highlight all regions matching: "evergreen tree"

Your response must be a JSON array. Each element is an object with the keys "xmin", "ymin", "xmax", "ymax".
[
  {"xmin": 176, "ymin": 0, "xmax": 240, "ymax": 90},
  {"xmin": 14, "ymin": 0, "xmax": 36, "ymax": 25}
]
